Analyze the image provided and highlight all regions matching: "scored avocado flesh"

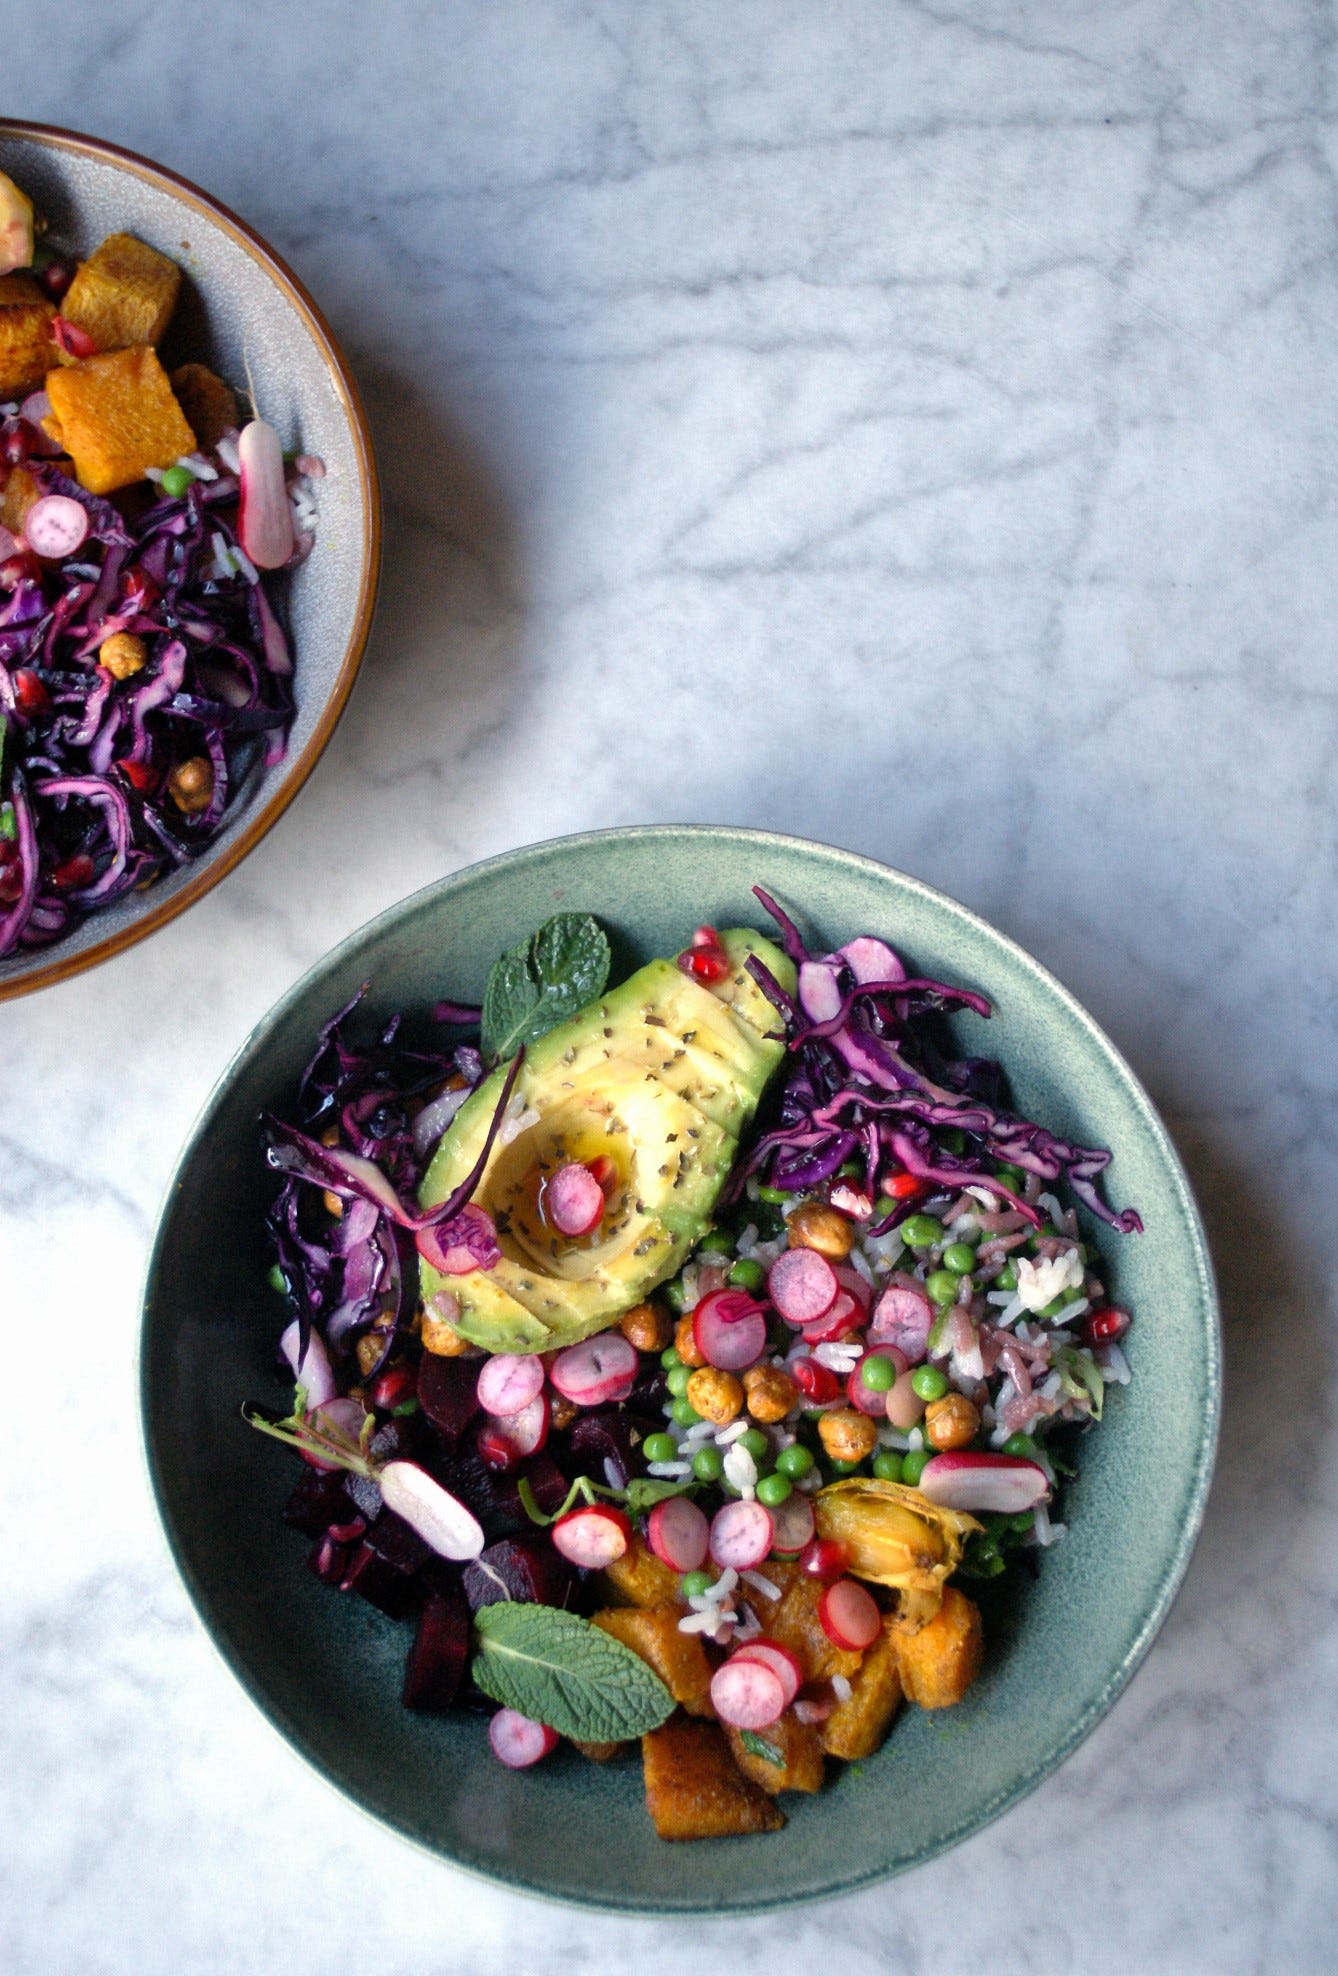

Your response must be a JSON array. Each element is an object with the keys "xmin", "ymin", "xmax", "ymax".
[{"xmin": 418, "ymin": 928, "xmax": 796, "ymax": 1352}]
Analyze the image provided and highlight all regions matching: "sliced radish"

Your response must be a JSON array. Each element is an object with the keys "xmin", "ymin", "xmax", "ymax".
[
  {"xmin": 868, "ymin": 1284, "xmax": 933, "ymax": 1361},
  {"xmin": 797, "ymin": 958, "xmax": 844, "ymax": 1022},
  {"xmin": 379, "ymin": 1460, "xmax": 485, "ymax": 1560},
  {"xmin": 489, "ymin": 1708, "xmax": 558, "ymax": 1769},
  {"xmin": 769, "ymin": 1246, "xmax": 838, "ymax": 1326},
  {"xmin": 279, "ymin": 1317, "xmax": 337, "ymax": 1410},
  {"xmin": 301, "ymin": 1396, "xmax": 369, "ymax": 1470},
  {"xmin": 709, "ymin": 1499, "xmax": 774, "ymax": 1572},
  {"xmin": 237, "ymin": 417, "xmax": 294, "ymax": 569},
  {"xmin": 23, "ymin": 494, "xmax": 88, "ymax": 560},
  {"xmin": 692, "ymin": 1288, "xmax": 767, "ymax": 1371},
  {"xmin": 549, "ymin": 1332, "xmax": 638, "ymax": 1407},
  {"xmin": 836, "ymin": 935, "xmax": 905, "ymax": 986},
  {"xmin": 767, "ymin": 1491, "xmax": 816, "ymax": 1559},
  {"xmin": 710, "ymin": 1656, "xmax": 787, "ymax": 1730},
  {"xmin": 918, "ymin": 1452, "xmax": 1050, "ymax": 1514},
  {"xmin": 647, "ymin": 1495, "xmax": 710, "ymax": 1573},
  {"xmin": 819, "ymin": 1578, "xmax": 882, "ymax": 1652},
  {"xmin": 551, "ymin": 1503, "xmax": 631, "ymax": 1569},
  {"xmin": 543, "ymin": 1161, "xmax": 606, "ymax": 1237},
  {"xmin": 476, "ymin": 1352, "xmax": 545, "ymax": 1418},
  {"xmin": 800, "ymin": 1288, "xmax": 861, "ymax": 1344},
  {"xmin": 487, "ymin": 1390, "xmax": 550, "ymax": 1460},
  {"xmin": 732, "ymin": 1639, "xmax": 802, "ymax": 1708},
  {"xmin": 847, "ymin": 1346, "xmax": 904, "ymax": 1417},
  {"xmin": 834, "ymin": 1265, "xmax": 872, "ymax": 1314},
  {"xmin": 416, "ymin": 1203, "xmax": 500, "ymax": 1275}
]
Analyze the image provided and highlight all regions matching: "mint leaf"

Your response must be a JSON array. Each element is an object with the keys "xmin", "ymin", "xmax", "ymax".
[
  {"xmin": 471, "ymin": 1602, "xmax": 675, "ymax": 1741},
  {"xmin": 739, "ymin": 1730, "xmax": 785, "ymax": 1767},
  {"xmin": 480, "ymin": 913, "xmax": 611, "ymax": 1063}
]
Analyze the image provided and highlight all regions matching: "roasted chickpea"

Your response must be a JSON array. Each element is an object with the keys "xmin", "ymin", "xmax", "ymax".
[
  {"xmin": 742, "ymin": 1363, "xmax": 799, "ymax": 1424},
  {"xmin": 419, "ymin": 1304, "xmax": 472, "ymax": 1356},
  {"xmin": 818, "ymin": 1407, "xmax": 879, "ymax": 1463},
  {"xmin": 787, "ymin": 1201, "xmax": 855, "ymax": 1261},
  {"xmin": 674, "ymin": 1312, "xmax": 707, "ymax": 1368},
  {"xmin": 620, "ymin": 1300, "xmax": 673, "ymax": 1353},
  {"xmin": 550, "ymin": 1393, "xmax": 580, "ymax": 1431},
  {"xmin": 924, "ymin": 1391, "xmax": 981, "ymax": 1452},
  {"xmin": 167, "ymin": 754, "xmax": 214, "ymax": 815},
  {"xmin": 686, "ymin": 1366, "xmax": 744, "ymax": 1426},
  {"xmin": 355, "ymin": 1320, "xmax": 394, "ymax": 1378},
  {"xmin": 98, "ymin": 630, "xmax": 146, "ymax": 680}
]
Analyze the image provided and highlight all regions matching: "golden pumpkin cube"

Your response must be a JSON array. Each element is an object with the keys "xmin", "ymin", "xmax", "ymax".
[
  {"xmin": 591, "ymin": 1606, "xmax": 714, "ymax": 1718},
  {"xmin": 45, "ymin": 345, "xmax": 196, "ymax": 495},
  {"xmin": 597, "ymin": 1531, "xmax": 684, "ymax": 1611},
  {"xmin": 0, "ymin": 276, "xmax": 55, "ymax": 398},
  {"xmin": 726, "ymin": 1710, "xmax": 826, "ymax": 1794},
  {"xmin": 892, "ymin": 1585, "xmax": 984, "ymax": 1710},
  {"xmin": 61, "ymin": 232, "xmax": 182, "ymax": 351},
  {"xmin": 820, "ymin": 1615, "xmax": 904, "ymax": 1760},
  {"xmin": 170, "ymin": 363, "xmax": 238, "ymax": 449},
  {"xmin": 641, "ymin": 1717, "xmax": 785, "ymax": 1840}
]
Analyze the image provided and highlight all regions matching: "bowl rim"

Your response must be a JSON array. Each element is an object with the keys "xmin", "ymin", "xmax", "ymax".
[
  {"xmin": 0, "ymin": 119, "xmax": 381, "ymax": 1003},
  {"xmin": 139, "ymin": 824, "xmax": 1222, "ymax": 1913}
]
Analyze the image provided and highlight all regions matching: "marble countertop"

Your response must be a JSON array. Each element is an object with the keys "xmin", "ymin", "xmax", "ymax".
[{"xmin": 4, "ymin": 3, "xmax": 1335, "ymax": 1969}]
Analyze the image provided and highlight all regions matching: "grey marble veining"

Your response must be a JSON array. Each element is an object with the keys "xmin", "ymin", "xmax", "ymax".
[{"xmin": 2, "ymin": 2, "xmax": 1335, "ymax": 1969}]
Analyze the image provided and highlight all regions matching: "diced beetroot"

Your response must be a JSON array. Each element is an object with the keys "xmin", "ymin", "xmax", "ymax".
[
  {"xmin": 513, "ymin": 1452, "xmax": 571, "ymax": 1516},
  {"xmin": 708, "ymin": 1499, "xmax": 774, "ymax": 1571},
  {"xmin": 402, "ymin": 1589, "xmax": 471, "ymax": 1711},
  {"xmin": 364, "ymin": 1507, "xmax": 434, "ymax": 1576},
  {"xmin": 306, "ymin": 1531, "xmax": 356, "ymax": 1589},
  {"xmin": 918, "ymin": 1452, "xmax": 1050, "ymax": 1514},
  {"xmin": 543, "ymin": 1162, "xmax": 606, "ymax": 1238},
  {"xmin": 566, "ymin": 1407, "xmax": 651, "ymax": 1487},
  {"xmin": 551, "ymin": 1504, "xmax": 631, "ymax": 1569},
  {"xmin": 692, "ymin": 1289, "xmax": 768, "ymax": 1371},
  {"xmin": 549, "ymin": 1333, "xmax": 638, "ymax": 1407},
  {"xmin": 281, "ymin": 1467, "xmax": 357, "ymax": 1538},
  {"xmin": 417, "ymin": 1353, "xmax": 482, "ymax": 1450},
  {"xmin": 341, "ymin": 1540, "xmax": 422, "ymax": 1618},
  {"xmin": 647, "ymin": 1495, "xmax": 710, "ymax": 1573},
  {"xmin": 710, "ymin": 1656, "xmax": 787, "ymax": 1729},
  {"xmin": 476, "ymin": 1353, "xmax": 545, "ymax": 1418},
  {"xmin": 731, "ymin": 1639, "xmax": 802, "ymax": 1708},
  {"xmin": 463, "ymin": 1534, "xmax": 577, "ymax": 1613},
  {"xmin": 818, "ymin": 1578, "xmax": 882, "ymax": 1651},
  {"xmin": 769, "ymin": 1246, "xmax": 839, "ymax": 1325},
  {"xmin": 489, "ymin": 1708, "xmax": 559, "ymax": 1768}
]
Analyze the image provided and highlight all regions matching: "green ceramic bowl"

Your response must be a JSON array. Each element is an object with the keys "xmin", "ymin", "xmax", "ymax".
[{"xmin": 141, "ymin": 827, "xmax": 1220, "ymax": 1913}]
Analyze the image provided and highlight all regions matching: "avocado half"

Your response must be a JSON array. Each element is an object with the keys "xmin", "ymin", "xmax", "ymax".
[{"xmin": 417, "ymin": 928, "xmax": 797, "ymax": 1352}]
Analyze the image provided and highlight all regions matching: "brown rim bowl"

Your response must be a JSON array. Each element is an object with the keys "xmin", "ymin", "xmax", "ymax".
[{"xmin": 0, "ymin": 122, "xmax": 381, "ymax": 999}]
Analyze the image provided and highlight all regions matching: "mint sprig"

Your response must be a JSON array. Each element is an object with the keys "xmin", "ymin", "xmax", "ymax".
[
  {"xmin": 471, "ymin": 1603, "xmax": 675, "ymax": 1742},
  {"xmin": 480, "ymin": 912, "xmax": 610, "ymax": 1064},
  {"xmin": 517, "ymin": 1470, "xmax": 697, "ymax": 1527},
  {"xmin": 738, "ymin": 1730, "xmax": 785, "ymax": 1767}
]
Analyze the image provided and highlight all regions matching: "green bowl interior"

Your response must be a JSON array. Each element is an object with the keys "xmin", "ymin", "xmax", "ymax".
[{"xmin": 141, "ymin": 827, "xmax": 1219, "ymax": 1913}]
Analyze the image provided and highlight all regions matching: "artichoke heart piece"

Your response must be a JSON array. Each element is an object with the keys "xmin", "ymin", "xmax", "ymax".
[{"xmin": 815, "ymin": 1479, "xmax": 981, "ymax": 1631}]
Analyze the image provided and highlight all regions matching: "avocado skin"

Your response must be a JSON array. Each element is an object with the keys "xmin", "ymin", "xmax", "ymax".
[{"xmin": 419, "ymin": 928, "xmax": 795, "ymax": 1351}]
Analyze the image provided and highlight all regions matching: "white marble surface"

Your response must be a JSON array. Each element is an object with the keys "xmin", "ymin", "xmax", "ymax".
[{"xmin": 3, "ymin": 2, "xmax": 1336, "ymax": 1968}]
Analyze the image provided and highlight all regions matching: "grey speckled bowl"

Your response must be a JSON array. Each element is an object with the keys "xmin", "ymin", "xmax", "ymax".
[
  {"xmin": 0, "ymin": 122, "xmax": 379, "ymax": 1000},
  {"xmin": 141, "ymin": 827, "xmax": 1220, "ymax": 1914}
]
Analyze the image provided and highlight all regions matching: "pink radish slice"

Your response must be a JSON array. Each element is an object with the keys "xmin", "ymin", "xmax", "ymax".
[
  {"xmin": 847, "ymin": 1346, "xmax": 904, "ymax": 1416},
  {"xmin": 767, "ymin": 1491, "xmax": 816, "ymax": 1559},
  {"xmin": 834, "ymin": 1265, "xmax": 872, "ymax": 1313},
  {"xmin": 884, "ymin": 1359, "xmax": 925, "ymax": 1431},
  {"xmin": 476, "ymin": 1353, "xmax": 545, "ymax": 1418},
  {"xmin": 647, "ymin": 1495, "xmax": 710, "ymax": 1573},
  {"xmin": 416, "ymin": 1203, "xmax": 500, "ymax": 1275},
  {"xmin": 818, "ymin": 1578, "xmax": 882, "ymax": 1652},
  {"xmin": 692, "ymin": 1289, "xmax": 767, "ymax": 1371},
  {"xmin": 710, "ymin": 1656, "xmax": 787, "ymax": 1730},
  {"xmin": 732, "ymin": 1639, "xmax": 802, "ymax": 1708},
  {"xmin": 769, "ymin": 1246, "xmax": 838, "ymax": 1326},
  {"xmin": 488, "ymin": 1390, "xmax": 549, "ymax": 1459},
  {"xmin": 708, "ymin": 1499, "xmax": 774, "ymax": 1571},
  {"xmin": 800, "ymin": 1289, "xmax": 861, "ymax": 1344},
  {"xmin": 279, "ymin": 1317, "xmax": 337, "ymax": 1409},
  {"xmin": 868, "ymin": 1284, "xmax": 933, "ymax": 1361},
  {"xmin": 23, "ymin": 494, "xmax": 88, "ymax": 560},
  {"xmin": 550, "ymin": 1503, "xmax": 631, "ymax": 1568},
  {"xmin": 549, "ymin": 1332, "xmax": 638, "ymax": 1407},
  {"xmin": 543, "ymin": 1162, "xmax": 605, "ymax": 1237},
  {"xmin": 489, "ymin": 1708, "xmax": 558, "ymax": 1769},
  {"xmin": 797, "ymin": 958, "xmax": 844, "ymax": 1022},
  {"xmin": 237, "ymin": 417, "xmax": 295, "ymax": 569},
  {"xmin": 301, "ymin": 1396, "xmax": 369, "ymax": 1469},
  {"xmin": 379, "ymin": 1460, "xmax": 485, "ymax": 1560},
  {"xmin": 918, "ymin": 1452, "xmax": 1049, "ymax": 1514},
  {"xmin": 836, "ymin": 935, "xmax": 905, "ymax": 986}
]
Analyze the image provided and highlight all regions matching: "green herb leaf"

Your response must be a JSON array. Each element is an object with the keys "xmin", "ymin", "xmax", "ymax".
[
  {"xmin": 622, "ymin": 1477, "xmax": 698, "ymax": 1517},
  {"xmin": 471, "ymin": 1602, "xmax": 675, "ymax": 1742},
  {"xmin": 517, "ymin": 1472, "xmax": 599, "ymax": 1527},
  {"xmin": 738, "ymin": 1730, "xmax": 785, "ymax": 1767},
  {"xmin": 480, "ymin": 913, "xmax": 611, "ymax": 1063},
  {"xmin": 1054, "ymin": 1345, "xmax": 1104, "ymax": 1420}
]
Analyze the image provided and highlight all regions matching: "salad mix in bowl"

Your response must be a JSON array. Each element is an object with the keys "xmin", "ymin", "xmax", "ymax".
[
  {"xmin": 246, "ymin": 890, "xmax": 1141, "ymax": 1839},
  {"xmin": 0, "ymin": 166, "xmax": 321, "ymax": 958}
]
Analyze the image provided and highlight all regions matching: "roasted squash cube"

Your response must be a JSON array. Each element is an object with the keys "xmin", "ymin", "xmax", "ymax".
[
  {"xmin": 598, "ymin": 1531, "xmax": 684, "ymax": 1611},
  {"xmin": 892, "ymin": 1585, "xmax": 983, "ymax": 1709},
  {"xmin": 170, "ymin": 362, "xmax": 237, "ymax": 449},
  {"xmin": 641, "ymin": 1717, "xmax": 785, "ymax": 1840},
  {"xmin": 726, "ymin": 1710, "xmax": 825, "ymax": 1794},
  {"xmin": 768, "ymin": 1567, "xmax": 862, "ymax": 1685},
  {"xmin": 592, "ymin": 1606, "xmax": 714, "ymax": 1718},
  {"xmin": 0, "ymin": 464, "xmax": 39, "ymax": 534},
  {"xmin": 61, "ymin": 232, "xmax": 181, "ymax": 351},
  {"xmin": 45, "ymin": 346, "xmax": 196, "ymax": 494},
  {"xmin": 571, "ymin": 1738, "xmax": 623, "ymax": 1762},
  {"xmin": 0, "ymin": 273, "xmax": 45, "ymax": 306},
  {"xmin": 821, "ymin": 1616, "xmax": 903, "ymax": 1759},
  {"xmin": 0, "ymin": 283, "xmax": 54, "ymax": 398}
]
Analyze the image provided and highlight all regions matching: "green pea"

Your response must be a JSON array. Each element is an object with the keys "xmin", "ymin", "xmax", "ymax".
[
  {"xmin": 391, "ymin": 1397, "xmax": 420, "ymax": 1418},
  {"xmin": 663, "ymin": 1277, "xmax": 686, "ymax": 1314},
  {"xmin": 666, "ymin": 1364, "xmax": 693, "ymax": 1398},
  {"xmin": 901, "ymin": 1449, "xmax": 931, "ymax": 1485},
  {"xmin": 776, "ymin": 1443, "xmax": 814, "ymax": 1480},
  {"xmin": 900, "ymin": 1213, "xmax": 944, "ymax": 1249},
  {"xmin": 756, "ymin": 1183, "xmax": 791, "ymax": 1205},
  {"xmin": 993, "ymin": 1164, "xmax": 1026, "ymax": 1192},
  {"xmin": 692, "ymin": 1445, "xmax": 725, "ymax": 1482},
  {"xmin": 698, "ymin": 1229, "xmax": 734, "ymax": 1256},
  {"xmin": 872, "ymin": 1196, "xmax": 899, "ymax": 1220},
  {"xmin": 995, "ymin": 1261, "xmax": 1019, "ymax": 1291},
  {"xmin": 911, "ymin": 1365, "xmax": 949, "ymax": 1402},
  {"xmin": 837, "ymin": 1158, "xmax": 864, "ymax": 1180},
  {"xmin": 672, "ymin": 1398, "xmax": 703, "ymax": 1427},
  {"xmin": 871, "ymin": 1451, "xmax": 902, "ymax": 1481},
  {"xmin": 643, "ymin": 1432, "xmax": 679, "ymax": 1463},
  {"xmin": 739, "ymin": 1428, "xmax": 770, "ymax": 1462},
  {"xmin": 728, "ymin": 1257, "xmax": 765, "ymax": 1294},
  {"xmin": 756, "ymin": 1472, "xmax": 792, "ymax": 1508},
  {"xmin": 826, "ymin": 1457, "xmax": 863, "ymax": 1477},
  {"xmin": 0, "ymin": 803, "xmax": 16, "ymax": 842},
  {"xmin": 266, "ymin": 1262, "xmax": 287, "ymax": 1295},
  {"xmin": 1039, "ymin": 1295, "xmax": 1072, "ymax": 1320},
  {"xmin": 925, "ymin": 1269, "xmax": 963, "ymax": 1306},
  {"xmin": 680, "ymin": 1569, "xmax": 713, "ymax": 1599},
  {"xmin": 660, "ymin": 1345, "xmax": 681, "ymax": 1370},
  {"xmin": 159, "ymin": 464, "xmax": 193, "ymax": 498},
  {"xmin": 939, "ymin": 1128, "xmax": 967, "ymax": 1155},
  {"xmin": 857, "ymin": 1353, "xmax": 896, "ymax": 1393},
  {"xmin": 1010, "ymin": 1510, "xmax": 1037, "ymax": 1533},
  {"xmin": 1003, "ymin": 1432, "xmax": 1038, "ymax": 1460},
  {"xmin": 942, "ymin": 1242, "xmax": 976, "ymax": 1274}
]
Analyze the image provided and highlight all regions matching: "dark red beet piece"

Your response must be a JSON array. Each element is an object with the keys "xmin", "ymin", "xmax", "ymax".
[
  {"xmin": 489, "ymin": 1452, "xmax": 570, "ymax": 1524},
  {"xmin": 283, "ymin": 1467, "xmax": 357, "ymax": 1538},
  {"xmin": 402, "ymin": 1590, "xmax": 471, "ymax": 1711},
  {"xmin": 417, "ymin": 1353, "xmax": 482, "ymax": 1451},
  {"xmin": 462, "ymin": 1534, "xmax": 577, "ymax": 1614},
  {"xmin": 567, "ymin": 1408, "xmax": 656, "ymax": 1488},
  {"xmin": 306, "ymin": 1532, "xmax": 356, "ymax": 1588},
  {"xmin": 342, "ymin": 1540, "xmax": 424, "ymax": 1619},
  {"xmin": 369, "ymin": 1415, "xmax": 423, "ymax": 1464},
  {"xmin": 365, "ymin": 1508, "xmax": 434, "ymax": 1576}
]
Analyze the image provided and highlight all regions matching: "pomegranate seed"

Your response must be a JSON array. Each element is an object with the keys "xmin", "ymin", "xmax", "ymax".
[
  {"xmin": 371, "ymin": 1364, "xmax": 416, "ymax": 1412},
  {"xmin": 690, "ymin": 924, "xmax": 722, "ymax": 949},
  {"xmin": 13, "ymin": 669, "xmax": 49, "ymax": 716},
  {"xmin": 51, "ymin": 853, "xmax": 95, "ymax": 891},
  {"xmin": 121, "ymin": 567, "xmax": 161, "ymax": 613},
  {"xmin": 0, "ymin": 550, "xmax": 40, "ymax": 591},
  {"xmin": 1083, "ymin": 1308, "xmax": 1129, "ymax": 1348},
  {"xmin": 52, "ymin": 316, "xmax": 96, "ymax": 360},
  {"xmin": 586, "ymin": 1153, "xmax": 618, "ymax": 1195},
  {"xmin": 880, "ymin": 1171, "xmax": 924, "ymax": 1201},
  {"xmin": 2, "ymin": 421, "xmax": 34, "ymax": 466},
  {"xmin": 115, "ymin": 758, "xmax": 158, "ymax": 795},
  {"xmin": 799, "ymin": 1537, "xmax": 848, "ymax": 1582},
  {"xmin": 476, "ymin": 1422, "xmax": 521, "ymax": 1473},
  {"xmin": 39, "ymin": 261, "xmax": 75, "ymax": 303},
  {"xmin": 0, "ymin": 864, "xmax": 23, "ymax": 906},
  {"xmin": 790, "ymin": 1356, "xmax": 841, "ymax": 1405},
  {"xmin": 679, "ymin": 945, "xmax": 730, "ymax": 983}
]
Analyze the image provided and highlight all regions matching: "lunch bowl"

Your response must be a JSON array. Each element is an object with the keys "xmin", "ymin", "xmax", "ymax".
[
  {"xmin": 0, "ymin": 122, "xmax": 379, "ymax": 1000},
  {"xmin": 140, "ymin": 826, "xmax": 1220, "ymax": 1913}
]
